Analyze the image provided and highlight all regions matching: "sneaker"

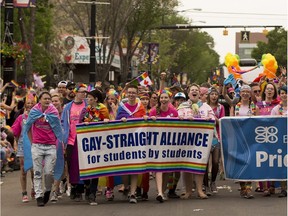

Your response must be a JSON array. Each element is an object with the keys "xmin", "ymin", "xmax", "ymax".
[
  {"xmin": 142, "ymin": 192, "xmax": 148, "ymax": 201},
  {"xmin": 88, "ymin": 194, "xmax": 98, "ymax": 206},
  {"xmin": 205, "ymin": 186, "xmax": 212, "ymax": 196},
  {"xmin": 210, "ymin": 182, "xmax": 218, "ymax": 194},
  {"xmin": 278, "ymin": 190, "xmax": 287, "ymax": 198},
  {"xmin": 263, "ymin": 189, "xmax": 271, "ymax": 197},
  {"xmin": 75, "ymin": 193, "xmax": 83, "ymax": 202},
  {"xmin": 156, "ymin": 194, "xmax": 164, "ymax": 203},
  {"xmin": 43, "ymin": 191, "xmax": 51, "ymax": 204},
  {"xmin": 244, "ymin": 188, "xmax": 254, "ymax": 199},
  {"xmin": 167, "ymin": 191, "xmax": 180, "ymax": 199},
  {"xmin": 136, "ymin": 187, "xmax": 142, "ymax": 199},
  {"xmin": 22, "ymin": 195, "xmax": 29, "ymax": 203},
  {"xmin": 105, "ymin": 190, "xmax": 114, "ymax": 201},
  {"xmin": 50, "ymin": 191, "xmax": 58, "ymax": 203},
  {"xmin": 129, "ymin": 195, "xmax": 137, "ymax": 204},
  {"xmin": 70, "ymin": 187, "xmax": 76, "ymax": 200},
  {"xmin": 123, "ymin": 188, "xmax": 129, "ymax": 197},
  {"xmin": 66, "ymin": 186, "xmax": 71, "ymax": 197},
  {"xmin": 59, "ymin": 181, "xmax": 65, "ymax": 194},
  {"xmin": 36, "ymin": 197, "xmax": 45, "ymax": 207}
]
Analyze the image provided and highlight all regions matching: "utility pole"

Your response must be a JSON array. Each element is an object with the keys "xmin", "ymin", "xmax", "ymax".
[
  {"xmin": 3, "ymin": 0, "xmax": 15, "ymax": 84},
  {"xmin": 89, "ymin": 0, "xmax": 96, "ymax": 83},
  {"xmin": 77, "ymin": 1, "xmax": 110, "ymax": 84}
]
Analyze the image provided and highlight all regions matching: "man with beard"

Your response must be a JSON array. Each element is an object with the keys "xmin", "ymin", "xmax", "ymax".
[{"xmin": 63, "ymin": 82, "xmax": 76, "ymax": 105}]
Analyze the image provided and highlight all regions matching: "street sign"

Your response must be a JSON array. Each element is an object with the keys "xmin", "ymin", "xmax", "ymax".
[{"xmin": 241, "ymin": 31, "xmax": 250, "ymax": 42}]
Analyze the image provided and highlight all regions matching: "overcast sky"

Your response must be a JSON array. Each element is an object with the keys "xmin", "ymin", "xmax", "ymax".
[{"xmin": 177, "ymin": 0, "xmax": 287, "ymax": 63}]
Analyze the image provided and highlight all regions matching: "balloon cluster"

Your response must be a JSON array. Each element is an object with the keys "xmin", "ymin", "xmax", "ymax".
[
  {"xmin": 260, "ymin": 53, "xmax": 278, "ymax": 79},
  {"xmin": 224, "ymin": 53, "xmax": 242, "ymax": 79}
]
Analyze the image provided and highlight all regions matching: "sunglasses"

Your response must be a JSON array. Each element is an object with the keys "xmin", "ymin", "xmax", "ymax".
[
  {"xmin": 68, "ymin": 87, "xmax": 74, "ymax": 90},
  {"xmin": 253, "ymin": 90, "xmax": 261, "ymax": 93}
]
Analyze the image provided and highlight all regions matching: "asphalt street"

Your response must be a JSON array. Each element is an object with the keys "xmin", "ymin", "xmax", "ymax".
[{"xmin": 0, "ymin": 170, "xmax": 287, "ymax": 216}]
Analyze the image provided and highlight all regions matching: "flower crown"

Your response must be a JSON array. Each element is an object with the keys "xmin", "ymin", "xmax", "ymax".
[
  {"xmin": 106, "ymin": 89, "xmax": 120, "ymax": 100},
  {"xmin": 73, "ymin": 83, "xmax": 87, "ymax": 93},
  {"xmin": 157, "ymin": 89, "xmax": 172, "ymax": 97}
]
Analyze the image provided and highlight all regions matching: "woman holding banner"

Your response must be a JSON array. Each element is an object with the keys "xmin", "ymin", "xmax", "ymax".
[
  {"xmin": 271, "ymin": 85, "xmax": 287, "ymax": 198},
  {"xmin": 203, "ymin": 87, "xmax": 225, "ymax": 195},
  {"xmin": 149, "ymin": 89, "xmax": 179, "ymax": 203},
  {"xmin": 257, "ymin": 82, "xmax": 279, "ymax": 196},
  {"xmin": 177, "ymin": 83, "xmax": 215, "ymax": 200},
  {"xmin": 79, "ymin": 89, "xmax": 109, "ymax": 205},
  {"xmin": 230, "ymin": 85, "xmax": 259, "ymax": 199}
]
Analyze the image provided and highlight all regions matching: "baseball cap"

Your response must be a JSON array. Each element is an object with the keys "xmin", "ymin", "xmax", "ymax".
[
  {"xmin": 66, "ymin": 82, "xmax": 76, "ymax": 89},
  {"xmin": 174, "ymin": 92, "xmax": 186, "ymax": 99},
  {"xmin": 58, "ymin": 80, "xmax": 67, "ymax": 87}
]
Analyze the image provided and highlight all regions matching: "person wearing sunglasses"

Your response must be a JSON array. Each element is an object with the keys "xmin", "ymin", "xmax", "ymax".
[
  {"xmin": 63, "ymin": 82, "xmax": 76, "ymax": 105},
  {"xmin": 249, "ymin": 82, "xmax": 261, "ymax": 104}
]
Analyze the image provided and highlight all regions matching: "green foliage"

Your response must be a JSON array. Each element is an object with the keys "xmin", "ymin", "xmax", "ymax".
[{"xmin": 252, "ymin": 28, "xmax": 287, "ymax": 67}]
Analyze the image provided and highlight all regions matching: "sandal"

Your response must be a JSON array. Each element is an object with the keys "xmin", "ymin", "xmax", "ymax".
[
  {"xmin": 198, "ymin": 192, "xmax": 208, "ymax": 199},
  {"xmin": 180, "ymin": 193, "xmax": 192, "ymax": 199},
  {"xmin": 255, "ymin": 187, "xmax": 263, "ymax": 192}
]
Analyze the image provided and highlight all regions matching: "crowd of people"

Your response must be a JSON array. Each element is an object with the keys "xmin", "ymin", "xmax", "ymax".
[{"xmin": 0, "ymin": 68, "xmax": 287, "ymax": 207}]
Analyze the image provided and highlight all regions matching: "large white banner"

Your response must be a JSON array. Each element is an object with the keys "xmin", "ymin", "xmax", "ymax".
[{"xmin": 76, "ymin": 118, "xmax": 214, "ymax": 180}]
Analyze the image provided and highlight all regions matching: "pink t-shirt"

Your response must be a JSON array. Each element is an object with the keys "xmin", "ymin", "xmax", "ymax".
[
  {"xmin": 11, "ymin": 113, "xmax": 28, "ymax": 137},
  {"xmin": 126, "ymin": 103, "xmax": 138, "ymax": 113},
  {"xmin": 32, "ymin": 114, "xmax": 57, "ymax": 145},
  {"xmin": 67, "ymin": 102, "xmax": 86, "ymax": 146},
  {"xmin": 149, "ymin": 103, "xmax": 178, "ymax": 118}
]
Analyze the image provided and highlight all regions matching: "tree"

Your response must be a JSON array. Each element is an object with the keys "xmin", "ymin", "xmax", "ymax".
[
  {"xmin": 252, "ymin": 28, "xmax": 287, "ymax": 68},
  {"xmin": 117, "ymin": 0, "xmax": 178, "ymax": 84}
]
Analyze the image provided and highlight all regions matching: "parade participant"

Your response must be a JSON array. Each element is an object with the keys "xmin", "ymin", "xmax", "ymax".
[
  {"xmin": 50, "ymin": 93, "xmax": 65, "ymax": 202},
  {"xmin": 103, "ymin": 89, "xmax": 120, "ymax": 200},
  {"xmin": 200, "ymin": 87, "xmax": 209, "ymax": 103},
  {"xmin": 249, "ymin": 82, "xmax": 261, "ymax": 104},
  {"xmin": 167, "ymin": 92, "xmax": 187, "ymax": 199},
  {"xmin": 139, "ymin": 92, "xmax": 151, "ymax": 115},
  {"xmin": 11, "ymin": 93, "xmax": 37, "ymax": 203},
  {"xmin": 271, "ymin": 85, "xmax": 287, "ymax": 198},
  {"xmin": 63, "ymin": 82, "xmax": 76, "ymax": 105},
  {"xmin": 57, "ymin": 81, "xmax": 67, "ymax": 98},
  {"xmin": 22, "ymin": 91, "xmax": 63, "ymax": 207},
  {"xmin": 79, "ymin": 89, "xmax": 109, "ymax": 205},
  {"xmin": 256, "ymin": 82, "xmax": 279, "ymax": 196},
  {"xmin": 257, "ymin": 82, "xmax": 279, "ymax": 115},
  {"xmin": 61, "ymin": 84, "xmax": 87, "ymax": 202},
  {"xmin": 149, "ymin": 92, "xmax": 158, "ymax": 108},
  {"xmin": 177, "ymin": 83, "xmax": 215, "ymax": 199},
  {"xmin": 149, "ymin": 89, "xmax": 178, "ymax": 203},
  {"xmin": 104, "ymin": 89, "xmax": 119, "ymax": 120},
  {"xmin": 173, "ymin": 92, "xmax": 186, "ymax": 109},
  {"xmin": 137, "ymin": 92, "xmax": 151, "ymax": 200},
  {"xmin": 116, "ymin": 84, "xmax": 146, "ymax": 204},
  {"xmin": 203, "ymin": 87, "xmax": 225, "ymax": 195},
  {"xmin": 230, "ymin": 85, "xmax": 259, "ymax": 199}
]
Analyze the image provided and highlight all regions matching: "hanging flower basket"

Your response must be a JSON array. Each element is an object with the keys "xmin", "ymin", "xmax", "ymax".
[{"xmin": 0, "ymin": 42, "xmax": 30, "ymax": 64}]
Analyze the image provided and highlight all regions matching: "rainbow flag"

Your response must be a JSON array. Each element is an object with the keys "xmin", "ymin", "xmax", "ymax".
[
  {"xmin": 10, "ymin": 80, "xmax": 19, "ymax": 88},
  {"xmin": 130, "ymin": 72, "xmax": 153, "ymax": 87}
]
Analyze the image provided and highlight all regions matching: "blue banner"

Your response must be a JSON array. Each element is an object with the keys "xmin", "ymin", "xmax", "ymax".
[{"xmin": 220, "ymin": 116, "xmax": 287, "ymax": 181}]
